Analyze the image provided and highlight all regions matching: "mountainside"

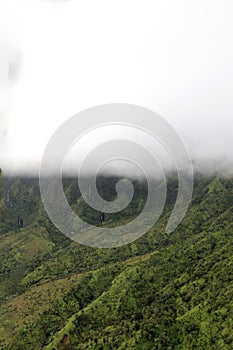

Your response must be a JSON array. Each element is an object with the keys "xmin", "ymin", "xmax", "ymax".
[{"xmin": 0, "ymin": 175, "xmax": 232, "ymax": 349}]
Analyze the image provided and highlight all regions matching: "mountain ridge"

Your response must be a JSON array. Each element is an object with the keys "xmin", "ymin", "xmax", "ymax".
[{"xmin": 0, "ymin": 174, "xmax": 232, "ymax": 349}]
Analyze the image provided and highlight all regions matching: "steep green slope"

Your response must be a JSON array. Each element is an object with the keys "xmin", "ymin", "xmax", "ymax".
[
  {"xmin": 53, "ymin": 226, "xmax": 232, "ymax": 350},
  {"xmin": 0, "ymin": 175, "xmax": 232, "ymax": 349},
  {"xmin": 0, "ymin": 226, "xmax": 54, "ymax": 302}
]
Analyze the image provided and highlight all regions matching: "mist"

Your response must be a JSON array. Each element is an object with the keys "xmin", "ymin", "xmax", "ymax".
[{"xmin": 1, "ymin": 0, "xmax": 233, "ymax": 177}]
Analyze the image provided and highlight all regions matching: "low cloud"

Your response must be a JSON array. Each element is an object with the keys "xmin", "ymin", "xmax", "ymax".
[{"xmin": 1, "ymin": 0, "xmax": 233, "ymax": 177}]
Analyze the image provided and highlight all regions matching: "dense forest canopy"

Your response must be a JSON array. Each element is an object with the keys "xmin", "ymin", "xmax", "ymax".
[{"xmin": 0, "ymin": 174, "xmax": 232, "ymax": 349}]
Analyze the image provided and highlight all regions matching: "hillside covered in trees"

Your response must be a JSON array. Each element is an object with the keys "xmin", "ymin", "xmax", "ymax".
[{"xmin": 0, "ymin": 174, "xmax": 232, "ymax": 349}]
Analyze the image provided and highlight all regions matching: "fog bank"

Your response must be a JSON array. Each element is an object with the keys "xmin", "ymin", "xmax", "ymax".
[{"xmin": 1, "ymin": 0, "xmax": 233, "ymax": 177}]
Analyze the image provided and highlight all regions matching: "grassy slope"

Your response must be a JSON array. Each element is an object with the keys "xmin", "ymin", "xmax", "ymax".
[{"xmin": 0, "ymin": 175, "xmax": 232, "ymax": 349}]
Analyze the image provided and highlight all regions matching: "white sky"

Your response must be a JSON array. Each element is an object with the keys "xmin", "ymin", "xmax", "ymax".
[{"xmin": 1, "ymin": 0, "xmax": 233, "ymax": 174}]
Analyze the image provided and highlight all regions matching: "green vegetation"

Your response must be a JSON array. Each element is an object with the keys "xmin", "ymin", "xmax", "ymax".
[{"xmin": 0, "ymin": 174, "xmax": 232, "ymax": 349}]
